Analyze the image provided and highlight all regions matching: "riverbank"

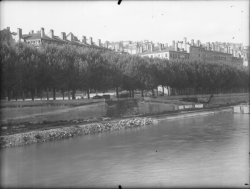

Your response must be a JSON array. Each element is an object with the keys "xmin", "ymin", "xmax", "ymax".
[
  {"xmin": 1, "ymin": 93, "xmax": 248, "ymax": 148},
  {"xmin": 0, "ymin": 106, "xmax": 235, "ymax": 148},
  {"xmin": 0, "ymin": 117, "xmax": 154, "ymax": 148}
]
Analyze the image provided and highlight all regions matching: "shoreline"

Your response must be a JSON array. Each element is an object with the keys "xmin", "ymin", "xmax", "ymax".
[
  {"xmin": 0, "ymin": 106, "xmax": 235, "ymax": 148},
  {"xmin": 0, "ymin": 117, "xmax": 154, "ymax": 148}
]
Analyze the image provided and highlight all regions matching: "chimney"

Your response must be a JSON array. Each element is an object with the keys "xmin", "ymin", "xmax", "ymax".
[
  {"xmin": 196, "ymin": 40, "xmax": 200, "ymax": 47},
  {"xmin": 61, "ymin": 32, "xmax": 66, "ymax": 40},
  {"xmin": 191, "ymin": 39, "xmax": 194, "ymax": 46},
  {"xmin": 158, "ymin": 43, "xmax": 162, "ymax": 51},
  {"xmin": 150, "ymin": 43, "xmax": 153, "ymax": 52},
  {"xmin": 82, "ymin": 36, "xmax": 86, "ymax": 43},
  {"xmin": 174, "ymin": 41, "xmax": 178, "ymax": 51},
  {"xmin": 98, "ymin": 39, "xmax": 101, "ymax": 47},
  {"xmin": 41, "ymin": 27, "xmax": 45, "ymax": 38},
  {"xmin": 89, "ymin": 37, "xmax": 93, "ymax": 45},
  {"xmin": 105, "ymin": 41, "xmax": 109, "ymax": 48},
  {"xmin": 183, "ymin": 37, "xmax": 187, "ymax": 51},
  {"xmin": 17, "ymin": 28, "xmax": 22, "ymax": 41},
  {"xmin": 41, "ymin": 28, "xmax": 45, "ymax": 37},
  {"xmin": 172, "ymin": 40, "xmax": 175, "ymax": 48},
  {"xmin": 69, "ymin": 33, "xmax": 74, "ymax": 41},
  {"xmin": 206, "ymin": 42, "xmax": 210, "ymax": 50},
  {"xmin": 49, "ymin": 29, "xmax": 54, "ymax": 38},
  {"xmin": 212, "ymin": 42, "xmax": 215, "ymax": 51}
]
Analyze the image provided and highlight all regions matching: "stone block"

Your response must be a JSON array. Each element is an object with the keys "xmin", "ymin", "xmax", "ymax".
[
  {"xmin": 178, "ymin": 105, "xmax": 184, "ymax": 110},
  {"xmin": 184, "ymin": 105, "xmax": 192, "ymax": 109},
  {"xmin": 233, "ymin": 106, "xmax": 241, "ymax": 113},
  {"xmin": 195, "ymin": 104, "xmax": 203, "ymax": 108},
  {"xmin": 241, "ymin": 106, "xmax": 249, "ymax": 114}
]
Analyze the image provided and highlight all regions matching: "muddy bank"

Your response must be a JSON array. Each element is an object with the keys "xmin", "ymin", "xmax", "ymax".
[{"xmin": 0, "ymin": 117, "xmax": 154, "ymax": 148}]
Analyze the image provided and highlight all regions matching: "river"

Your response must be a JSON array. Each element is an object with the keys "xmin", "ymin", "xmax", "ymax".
[{"xmin": 1, "ymin": 111, "xmax": 249, "ymax": 188}]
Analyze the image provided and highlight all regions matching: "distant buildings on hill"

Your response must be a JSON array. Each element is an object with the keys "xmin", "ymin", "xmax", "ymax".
[
  {"xmin": 112, "ymin": 38, "xmax": 248, "ymax": 67},
  {"xmin": 3, "ymin": 27, "xmax": 248, "ymax": 66}
]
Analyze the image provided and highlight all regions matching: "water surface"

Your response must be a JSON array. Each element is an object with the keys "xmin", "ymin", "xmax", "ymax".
[{"xmin": 1, "ymin": 111, "xmax": 249, "ymax": 188}]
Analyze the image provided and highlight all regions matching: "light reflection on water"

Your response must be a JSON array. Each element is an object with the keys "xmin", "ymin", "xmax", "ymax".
[{"xmin": 1, "ymin": 112, "xmax": 249, "ymax": 188}]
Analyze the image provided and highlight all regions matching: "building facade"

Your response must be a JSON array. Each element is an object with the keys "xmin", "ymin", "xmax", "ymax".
[
  {"xmin": 4, "ymin": 27, "xmax": 248, "ymax": 66},
  {"xmin": 9, "ymin": 27, "xmax": 108, "ymax": 51},
  {"xmin": 137, "ymin": 38, "xmax": 244, "ymax": 66}
]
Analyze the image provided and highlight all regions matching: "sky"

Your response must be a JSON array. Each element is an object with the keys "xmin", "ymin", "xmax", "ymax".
[{"xmin": 0, "ymin": 0, "xmax": 249, "ymax": 45}]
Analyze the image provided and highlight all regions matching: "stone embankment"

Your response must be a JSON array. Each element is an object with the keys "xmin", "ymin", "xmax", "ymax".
[{"xmin": 0, "ymin": 117, "xmax": 154, "ymax": 148}]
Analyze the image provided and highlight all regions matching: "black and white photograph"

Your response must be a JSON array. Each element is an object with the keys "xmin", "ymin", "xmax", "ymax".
[{"xmin": 0, "ymin": 0, "xmax": 249, "ymax": 188}]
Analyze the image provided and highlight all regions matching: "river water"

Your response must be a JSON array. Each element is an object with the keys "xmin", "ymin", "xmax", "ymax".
[{"xmin": 1, "ymin": 111, "xmax": 249, "ymax": 188}]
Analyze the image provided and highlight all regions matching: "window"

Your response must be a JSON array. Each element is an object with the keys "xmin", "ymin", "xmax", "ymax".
[{"xmin": 165, "ymin": 53, "xmax": 168, "ymax": 58}]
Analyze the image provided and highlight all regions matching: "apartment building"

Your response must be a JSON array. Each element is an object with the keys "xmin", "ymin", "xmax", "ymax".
[
  {"xmin": 137, "ymin": 38, "xmax": 244, "ymax": 66},
  {"xmin": 9, "ymin": 27, "xmax": 106, "ymax": 51},
  {"xmin": 3, "ymin": 27, "xmax": 247, "ymax": 66}
]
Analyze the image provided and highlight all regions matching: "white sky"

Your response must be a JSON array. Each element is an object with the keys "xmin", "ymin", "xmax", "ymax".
[{"xmin": 0, "ymin": 1, "xmax": 249, "ymax": 45}]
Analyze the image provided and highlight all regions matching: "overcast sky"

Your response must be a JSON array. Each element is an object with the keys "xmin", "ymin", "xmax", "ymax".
[{"xmin": 0, "ymin": 1, "xmax": 249, "ymax": 45}]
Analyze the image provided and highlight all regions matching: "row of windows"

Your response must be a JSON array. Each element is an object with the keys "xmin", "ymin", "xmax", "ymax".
[
  {"xmin": 148, "ymin": 53, "xmax": 168, "ymax": 58},
  {"xmin": 143, "ymin": 53, "xmax": 189, "ymax": 60},
  {"xmin": 170, "ymin": 53, "xmax": 189, "ymax": 59},
  {"xmin": 27, "ymin": 40, "xmax": 41, "ymax": 45},
  {"xmin": 204, "ymin": 54, "xmax": 229, "ymax": 61}
]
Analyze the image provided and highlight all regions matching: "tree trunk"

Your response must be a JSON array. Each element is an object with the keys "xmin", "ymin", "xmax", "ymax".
[
  {"xmin": 167, "ymin": 87, "xmax": 170, "ymax": 96},
  {"xmin": 35, "ymin": 88, "xmax": 37, "ymax": 99},
  {"xmin": 156, "ymin": 88, "xmax": 158, "ymax": 96},
  {"xmin": 40, "ymin": 92, "xmax": 43, "ymax": 101},
  {"xmin": 116, "ymin": 87, "xmax": 119, "ymax": 98},
  {"xmin": 22, "ymin": 90, "xmax": 25, "ymax": 101},
  {"xmin": 53, "ymin": 88, "xmax": 56, "ymax": 100},
  {"xmin": 7, "ymin": 89, "xmax": 11, "ymax": 101},
  {"xmin": 162, "ymin": 85, "xmax": 164, "ymax": 96},
  {"xmin": 62, "ymin": 90, "xmax": 65, "ymax": 100},
  {"xmin": 68, "ymin": 89, "xmax": 70, "ymax": 100},
  {"xmin": 31, "ymin": 90, "xmax": 35, "ymax": 101},
  {"xmin": 72, "ymin": 89, "xmax": 76, "ymax": 100},
  {"xmin": 46, "ymin": 88, "xmax": 49, "ymax": 101},
  {"xmin": 87, "ymin": 89, "xmax": 90, "ymax": 99},
  {"xmin": 151, "ymin": 89, "xmax": 154, "ymax": 97},
  {"xmin": 141, "ymin": 90, "xmax": 144, "ymax": 97}
]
